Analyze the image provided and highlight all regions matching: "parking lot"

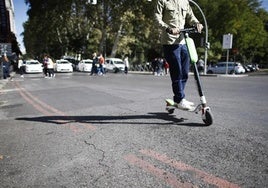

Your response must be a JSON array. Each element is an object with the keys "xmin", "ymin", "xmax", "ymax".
[{"xmin": 0, "ymin": 72, "xmax": 267, "ymax": 187}]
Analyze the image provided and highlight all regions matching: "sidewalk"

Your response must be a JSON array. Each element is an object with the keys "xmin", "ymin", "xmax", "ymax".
[{"xmin": 0, "ymin": 72, "xmax": 15, "ymax": 90}]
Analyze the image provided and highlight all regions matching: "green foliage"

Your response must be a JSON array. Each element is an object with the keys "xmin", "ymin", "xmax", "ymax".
[
  {"xmin": 22, "ymin": 0, "xmax": 267, "ymax": 65},
  {"xmin": 196, "ymin": 0, "xmax": 268, "ymax": 64}
]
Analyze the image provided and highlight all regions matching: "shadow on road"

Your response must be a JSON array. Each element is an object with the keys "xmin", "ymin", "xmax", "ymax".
[{"xmin": 16, "ymin": 112, "xmax": 205, "ymax": 127}]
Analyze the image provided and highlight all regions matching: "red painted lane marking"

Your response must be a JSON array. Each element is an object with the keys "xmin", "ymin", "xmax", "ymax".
[
  {"xmin": 14, "ymin": 81, "xmax": 96, "ymax": 131},
  {"xmin": 16, "ymin": 83, "xmax": 72, "ymax": 126},
  {"xmin": 68, "ymin": 124, "xmax": 82, "ymax": 133},
  {"xmin": 124, "ymin": 154, "xmax": 194, "ymax": 188},
  {"xmin": 16, "ymin": 82, "xmax": 65, "ymax": 115},
  {"xmin": 17, "ymin": 83, "xmax": 96, "ymax": 130},
  {"xmin": 15, "ymin": 81, "xmax": 68, "ymax": 125},
  {"xmin": 81, "ymin": 123, "xmax": 97, "ymax": 130},
  {"xmin": 140, "ymin": 149, "xmax": 240, "ymax": 188},
  {"xmin": 16, "ymin": 84, "xmax": 52, "ymax": 116}
]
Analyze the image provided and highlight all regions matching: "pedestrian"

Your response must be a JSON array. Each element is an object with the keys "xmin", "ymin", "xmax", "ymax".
[
  {"xmin": 157, "ymin": 58, "xmax": 164, "ymax": 76},
  {"xmin": 1, "ymin": 54, "xmax": 10, "ymax": 79},
  {"xmin": 18, "ymin": 56, "xmax": 24, "ymax": 77},
  {"xmin": 155, "ymin": 0, "xmax": 203, "ymax": 110},
  {"xmin": 163, "ymin": 59, "xmax": 169, "ymax": 76},
  {"xmin": 43, "ymin": 55, "xmax": 48, "ymax": 77},
  {"xmin": 90, "ymin": 52, "xmax": 98, "ymax": 76},
  {"xmin": 151, "ymin": 58, "xmax": 158, "ymax": 75},
  {"xmin": 197, "ymin": 58, "xmax": 205, "ymax": 74},
  {"xmin": 44, "ymin": 55, "xmax": 55, "ymax": 78},
  {"xmin": 98, "ymin": 53, "xmax": 105, "ymax": 75},
  {"xmin": 123, "ymin": 56, "xmax": 129, "ymax": 74}
]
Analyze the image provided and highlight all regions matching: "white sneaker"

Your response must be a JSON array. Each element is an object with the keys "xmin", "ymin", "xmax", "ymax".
[
  {"xmin": 176, "ymin": 99, "xmax": 194, "ymax": 111},
  {"xmin": 184, "ymin": 99, "xmax": 194, "ymax": 106}
]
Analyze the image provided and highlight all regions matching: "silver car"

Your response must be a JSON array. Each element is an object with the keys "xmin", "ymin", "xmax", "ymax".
[
  {"xmin": 77, "ymin": 59, "xmax": 93, "ymax": 72},
  {"xmin": 105, "ymin": 58, "xmax": 125, "ymax": 73},
  {"xmin": 207, "ymin": 62, "xmax": 245, "ymax": 74}
]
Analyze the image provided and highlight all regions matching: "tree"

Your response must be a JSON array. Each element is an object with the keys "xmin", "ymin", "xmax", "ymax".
[
  {"xmin": 195, "ymin": 0, "xmax": 267, "ymax": 64},
  {"xmin": 22, "ymin": 0, "xmax": 268, "ymax": 66}
]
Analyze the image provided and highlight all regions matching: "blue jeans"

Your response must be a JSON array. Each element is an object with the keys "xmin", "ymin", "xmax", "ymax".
[
  {"xmin": 99, "ymin": 64, "xmax": 104, "ymax": 74},
  {"xmin": 163, "ymin": 44, "xmax": 190, "ymax": 103}
]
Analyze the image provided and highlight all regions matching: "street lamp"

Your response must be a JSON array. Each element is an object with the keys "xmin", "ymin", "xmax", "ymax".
[{"xmin": 189, "ymin": 0, "xmax": 209, "ymax": 75}]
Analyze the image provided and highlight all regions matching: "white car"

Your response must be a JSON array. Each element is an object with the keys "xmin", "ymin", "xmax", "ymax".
[
  {"xmin": 24, "ymin": 60, "xmax": 43, "ymax": 73},
  {"xmin": 54, "ymin": 59, "xmax": 73, "ymax": 72},
  {"xmin": 105, "ymin": 58, "xmax": 125, "ymax": 73},
  {"xmin": 207, "ymin": 62, "xmax": 245, "ymax": 74},
  {"xmin": 77, "ymin": 59, "xmax": 93, "ymax": 72}
]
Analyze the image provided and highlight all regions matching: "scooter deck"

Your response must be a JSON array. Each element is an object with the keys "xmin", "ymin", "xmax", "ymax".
[{"xmin": 165, "ymin": 98, "xmax": 200, "ymax": 113}]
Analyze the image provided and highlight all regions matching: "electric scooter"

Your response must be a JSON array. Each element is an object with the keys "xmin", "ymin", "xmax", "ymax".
[{"xmin": 165, "ymin": 27, "xmax": 213, "ymax": 126}]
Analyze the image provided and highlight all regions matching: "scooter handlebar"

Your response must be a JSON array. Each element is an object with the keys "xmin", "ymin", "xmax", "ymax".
[{"xmin": 179, "ymin": 27, "xmax": 198, "ymax": 33}]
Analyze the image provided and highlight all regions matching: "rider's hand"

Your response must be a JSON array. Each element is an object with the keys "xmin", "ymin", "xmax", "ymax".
[
  {"xmin": 196, "ymin": 23, "xmax": 203, "ymax": 33},
  {"xmin": 166, "ymin": 27, "xmax": 180, "ymax": 35}
]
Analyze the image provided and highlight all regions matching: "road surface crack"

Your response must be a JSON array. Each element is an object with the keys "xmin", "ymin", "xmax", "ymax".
[{"xmin": 84, "ymin": 140, "xmax": 111, "ymax": 186}]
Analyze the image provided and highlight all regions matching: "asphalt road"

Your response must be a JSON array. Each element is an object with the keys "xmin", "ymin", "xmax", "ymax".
[{"xmin": 0, "ymin": 72, "xmax": 267, "ymax": 188}]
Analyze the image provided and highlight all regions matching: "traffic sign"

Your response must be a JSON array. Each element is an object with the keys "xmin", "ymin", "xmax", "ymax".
[{"xmin": 222, "ymin": 34, "xmax": 233, "ymax": 49}]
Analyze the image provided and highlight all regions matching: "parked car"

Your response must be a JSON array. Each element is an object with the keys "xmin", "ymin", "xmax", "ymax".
[
  {"xmin": 24, "ymin": 60, "xmax": 43, "ymax": 73},
  {"xmin": 61, "ymin": 56, "xmax": 79, "ymax": 70},
  {"xmin": 246, "ymin": 64, "xmax": 258, "ymax": 72},
  {"xmin": 54, "ymin": 59, "xmax": 73, "ymax": 72},
  {"xmin": 77, "ymin": 59, "xmax": 93, "ymax": 72},
  {"xmin": 243, "ymin": 65, "xmax": 251, "ymax": 73},
  {"xmin": 207, "ymin": 62, "xmax": 245, "ymax": 74},
  {"xmin": 105, "ymin": 58, "xmax": 125, "ymax": 73}
]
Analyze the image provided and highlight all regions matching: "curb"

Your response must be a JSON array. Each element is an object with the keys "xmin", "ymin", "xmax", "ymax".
[
  {"xmin": 218, "ymin": 74, "xmax": 249, "ymax": 78},
  {"xmin": 129, "ymin": 71, "xmax": 251, "ymax": 77}
]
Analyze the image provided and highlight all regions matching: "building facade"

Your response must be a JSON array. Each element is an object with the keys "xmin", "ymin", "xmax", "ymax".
[
  {"xmin": 0, "ymin": 0, "xmax": 15, "ymax": 43},
  {"xmin": 5, "ymin": 0, "xmax": 15, "ymax": 33}
]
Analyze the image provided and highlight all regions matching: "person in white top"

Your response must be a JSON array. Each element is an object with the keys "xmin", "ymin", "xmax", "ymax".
[
  {"xmin": 18, "ymin": 56, "xmax": 24, "ymax": 77},
  {"xmin": 123, "ymin": 56, "xmax": 129, "ymax": 74},
  {"xmin": 44, "ymin": 55, "xmax": 55, "ymax": 78}
]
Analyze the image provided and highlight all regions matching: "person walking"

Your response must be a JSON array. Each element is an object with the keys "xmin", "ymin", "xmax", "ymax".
[
  {"xmin": 163, "ymin": 59, "xmax": 169, "ymax": 76},
  {"xmin": 18, "ymin": 56, "xmax": 24, "ymax": 77},
  {"xmin": 1, "ymin": 54, "xmax": 10, "ymax": 79},
  {"xmin": 155, "ymin": 0, "xmax": 203, "ymax": 110},
  {"xmin": 123, "ymin": 56, "xmax": 129, "ymax": 74},
  {"xmin": 98, "ymin": 53, "xmax": 105, "ymax": 75},
  {"xmin": 157, "ymin": 58, "xmax": 164, "ymax": 76},
  {"xmin": 43, "ymin": 55, "xmax": 48, "ymax": 78},
  {"xmin": 44, "ymin": 55, "xmax": 55, "ymax": 78},
  {"xmin": 151, "ymin": 58, "xmax": 158, "ymax": 75},
  {"xmin": 197, "ymin": 58, "xmax": 205, "ymax": 74},
  {"xmin": 90, "ymin": 52, "xmax": 98, "ymax": 76}
]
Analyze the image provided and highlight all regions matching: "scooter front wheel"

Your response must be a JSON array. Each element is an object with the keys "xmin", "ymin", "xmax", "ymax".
[{"xmin": 202, "ymin": 107, "xmax": 213, "ymax": 126}]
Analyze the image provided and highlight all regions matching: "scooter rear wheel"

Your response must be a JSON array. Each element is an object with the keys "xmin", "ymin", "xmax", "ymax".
[
  {"xmin": 167, "ymin": 109, "xmax": 175, "ymax": 114},
  {"xmin": 203, "ymin": 109, "xmax": 213, "ymax": 126}
]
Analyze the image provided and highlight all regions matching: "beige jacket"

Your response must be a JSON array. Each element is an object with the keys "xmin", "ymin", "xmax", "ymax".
[
  {"xmin": 155, "ymin": 0, "xmax": 199, "ymax": 45},
  {"xmin": 47, "ymin": 58, "xmax": 54, "ymax": 69}
]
